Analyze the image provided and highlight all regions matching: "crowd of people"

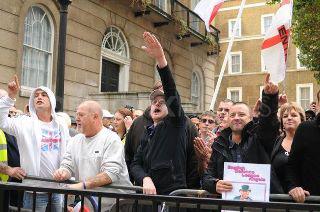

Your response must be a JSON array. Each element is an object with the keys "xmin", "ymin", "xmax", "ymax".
[{"xmin": 0, "ymin": 31, "xmax": 319, "ymax": 211}]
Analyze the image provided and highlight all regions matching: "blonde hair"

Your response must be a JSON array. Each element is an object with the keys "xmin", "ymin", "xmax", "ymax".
[{"xmin": 279, "ymin": 102, "xmax": 305, "ymax": 131}]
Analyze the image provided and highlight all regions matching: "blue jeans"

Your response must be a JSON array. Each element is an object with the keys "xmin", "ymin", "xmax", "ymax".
[{"xmin": 23, "ymin": 192, "xmax": 62, "ymax": 212}]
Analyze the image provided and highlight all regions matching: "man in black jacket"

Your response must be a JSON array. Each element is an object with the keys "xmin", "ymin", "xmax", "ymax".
[
  {"xmin": 286, "ymin": 90, "xmax": 320, "ymax": 203},
  {"xmin": 202, "ymin": 74, "xmax": 282, "ymax": 195},
  {"xmin": 130, "ymin": 32, "xmax": 198, "ymax": 195},
  {"xmin": 126, "ymin": 99, "xmax": 199, "ymax": 189}
]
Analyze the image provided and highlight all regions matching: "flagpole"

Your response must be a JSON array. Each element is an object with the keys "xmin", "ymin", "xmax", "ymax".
[
  {"xmin": 209, "ymin": 0, "xmax": 247, "ymax": 110},
  {"xmin": 282, "ymin": 0, "xmax": 293, "ymax": 94}
]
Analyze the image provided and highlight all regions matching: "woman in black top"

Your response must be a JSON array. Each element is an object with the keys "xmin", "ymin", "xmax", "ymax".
[{"xmin": 271, "ymin": 102, "xmax": 305, "ymax": 192}]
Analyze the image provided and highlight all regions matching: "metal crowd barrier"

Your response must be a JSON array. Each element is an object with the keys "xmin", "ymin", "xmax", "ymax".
[{"xmin": 1, "ymin": 176, "xmax": 319, "ymax": 212}]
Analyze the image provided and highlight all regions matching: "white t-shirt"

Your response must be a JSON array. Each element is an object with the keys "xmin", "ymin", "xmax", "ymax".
[{"xmin": 39, "ymin": 120, "xmax": 61, "ymax": 178}]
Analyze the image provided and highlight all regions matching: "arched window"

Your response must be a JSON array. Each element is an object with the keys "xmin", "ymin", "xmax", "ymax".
[
  {"xmin": 21, "ymin": 6, "xmax": 54, "ymax": 89},
  {"xmin": 191, "ymin": 72, "xmax": 200, "ymax": 105},
  {"xmin": 101, "ymin": 26, "xmax": 130, "ymax": 92}
]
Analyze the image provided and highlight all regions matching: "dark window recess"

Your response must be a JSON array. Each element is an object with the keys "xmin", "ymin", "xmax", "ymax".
[{"xmin": 101, "ymin": 59, "xmax": 120, "ymax": 92}]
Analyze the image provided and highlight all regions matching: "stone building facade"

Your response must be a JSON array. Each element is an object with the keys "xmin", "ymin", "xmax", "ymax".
[
  {"xmin": 0, "ymin": 0, "xmax": 219, "ymax": 115},
  {"xmin": 214, "ymin": 0, "xmax": 319, "ymax": 110}
]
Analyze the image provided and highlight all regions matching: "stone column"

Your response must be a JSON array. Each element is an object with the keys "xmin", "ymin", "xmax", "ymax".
[{"xmin": 56, "ymin": 0, "xmax": 72, "ymax": 112}]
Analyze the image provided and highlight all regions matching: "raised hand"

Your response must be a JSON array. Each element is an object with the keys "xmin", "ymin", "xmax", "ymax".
[
  {"xmin": 263, "ymin": 73, "xmax": 279, "ymax": 95},
  {"xmin": 124, "ymin": 116, "xmax": 133, "ymax": 131},
  {"xmin": 141, "ymin": 32, "xmax": 167, "ymax": 68},
  {"xmin": 252, "ymin": 98, "xmax": 262, "ymax": 118},
  {"xmin": 194, "ymin": 137, "xmax": 209, "ymax": 161},
  {"xmin": 8, "ymin": 75, "xmax": 20, "ymax": 99},
  {"xmin": 279, "ymin": 93, "xmax": 288, "ymax": 106}
]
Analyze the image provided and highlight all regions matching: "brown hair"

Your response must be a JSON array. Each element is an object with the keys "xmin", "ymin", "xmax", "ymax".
[
  {"xmin": 116, "ymin": 108, "xmax": 133, "ymax": 119},
  {"xmin": 279, "ymin": 102, "xmax": 306, "ymax": 131},
  {"xmin": 199, "ymin": 111, "xmax": 215, "ymax": 119}
]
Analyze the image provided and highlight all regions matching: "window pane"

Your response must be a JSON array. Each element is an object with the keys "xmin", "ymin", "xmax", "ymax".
[
  {"xmin": 230, "ymin": 91, "xmax": 239, "ymax": 102},
  {"xmin": 263, "ymin": 16, "xmax": 273, "ymax": 34},
  {"xmin": 231, "ymin": 55, "xmax": 240, "ymax": 73},
  {"xmin": 191, "ymin": 72, "xmax": 199, "ymax": 105},
  {"xmin": 231, "ymin": 21, "xmax": 240, "ymax": 37},
  {"xmin": 299, "ymin": 87, "xmax": 310, "ymax": 110},
  {"xmin": 155, "ymin": 0, "xmax": 167, "ymax": 11},
  {"xmin": 22, "ymin": 6, "xmax": 53, "ymax": 89},
  {"xmin": 101, "ymin": 59, "xmax": 120, "ymax": 92},
  {"xmin": 102, "ymin": 27, "xmax": 128, "ymax": 58}
]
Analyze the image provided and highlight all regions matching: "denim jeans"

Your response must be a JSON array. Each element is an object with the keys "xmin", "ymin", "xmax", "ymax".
[{"xmin": 23, "ymin": 192, "xmax": 62, "ymax": 212}]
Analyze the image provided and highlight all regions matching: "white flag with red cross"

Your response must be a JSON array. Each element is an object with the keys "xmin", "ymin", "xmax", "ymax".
[
  {"xmin": 261, "ymin": 0, "xmax": 293, "ymax": 83},
  {"xmin": 194, "ymin": 0, "xmax": 225, "ymax": 32}
]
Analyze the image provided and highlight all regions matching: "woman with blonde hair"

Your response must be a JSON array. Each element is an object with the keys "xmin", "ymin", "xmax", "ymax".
[
  {"xmin": 271, "ymin": 102, "xmax": 305, "ymax": 193},
  {"xmin": 113, "ymin": 108, "xmax": 133, "ymax": 144}
]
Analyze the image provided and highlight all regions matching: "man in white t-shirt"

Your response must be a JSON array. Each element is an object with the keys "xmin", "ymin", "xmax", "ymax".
[
  {"xmin": 0, "ymin": 76, "xmax": 69, "ymax": 211},
  {"xmin": 53, "ymin": 101, "xmax": 132, "ymax": 210}
]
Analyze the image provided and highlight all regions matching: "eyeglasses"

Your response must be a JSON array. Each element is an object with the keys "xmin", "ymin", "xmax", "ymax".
[
  {"xmin": 201, "ymin": 118, "xmax": 215, "ymax": 124},
  {"xmin": 151, "ymin": 99, "xmax": 166, "ymax": 106}
]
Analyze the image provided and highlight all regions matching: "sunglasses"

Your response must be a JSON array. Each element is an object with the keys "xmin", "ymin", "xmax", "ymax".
[{"xmin": 201, "ymin": 118, "xmax": 215, "ymax": 124}]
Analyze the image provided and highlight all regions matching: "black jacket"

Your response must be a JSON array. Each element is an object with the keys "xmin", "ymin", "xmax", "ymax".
[
  {"xmin": 271, "ymin": 136, "xmax": 287, "ymax": 193},
  {"xmin": 285, "ymin": 113, "xmax": 320, "ymax": 195},
  {"xmin": 202, "ymin": 91, "xmax": 283, "ymax": 194},
  {"xmin": 130, "ymin": 65, "xmax": 198, "ymax": 195},
  {"xmin": 125, "ymin": 107, "xmax": 152, "ymax": 182}
]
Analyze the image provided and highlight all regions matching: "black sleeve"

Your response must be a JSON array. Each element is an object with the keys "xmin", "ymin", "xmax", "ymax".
[
  {"xmin": 130, "ymin": 142, "xmax": 148, "ymax": 186},
  {"xmin": 202, "ymin": 147, "xmax": 220, "ymax": 194},
  {"xmin": 185, "ymin": 119, "xmax": 200, "ymax": 189},
  {"xmin": 157, "ymin": 65, "xmax": 185, "ymax": 125},
  {"xmin": 285, "ymin": 123, "xmax": 305, "ymax": 191},
  {"xmin": 125, "ymin": 119, "xmax": 137, "ymax": 183},
  {"xmin": 258, "ymin": 90, "xmax": 280, "ymax": 155}
]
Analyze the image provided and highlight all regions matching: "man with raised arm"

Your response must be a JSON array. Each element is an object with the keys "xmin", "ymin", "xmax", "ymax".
[
  {"xmin": 203, "ymin": 73, "xmax": 283, "ymax": 195},
  {"xmin": 53, "ymin": 100, "xmax": 132, "ymax": 210},
  {"xmin": 0, "ymin": 76, "xmax": 69, "ymax": 211},
  {"xmin": 130, "ymin": 32, "xmax": 198, "ymax": 198}
]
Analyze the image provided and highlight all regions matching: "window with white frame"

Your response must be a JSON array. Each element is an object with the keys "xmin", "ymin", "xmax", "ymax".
[
  {"xmin": 261, "ymin": 53, "xmax": 267, "ymax": 72},
  {"xmin": 21, "ymin": 6, "xmax": 54, "ymax": 90},
  {"xmin": 227, "ymin": 87, "xmax": 242, "ymax": 102},
  {"xmin": 296, "ymin": 83, "xmax": 313, "ymax": 110},
  {"xmin": 228, "ymin": 52, "xmax": 242, "ymax": 74},
  {"xmin": 101, "ymin": 26, "xmax": 130, "ymax": 92},
  {"xmin": 191, "ymin": 72, "xmax": 200, "ymax": 105},
  {"xmin": 261, "ymin": 14, "xmax": 273, "ymax": 35},
  {"xmin": 296, "ymin": 48, "xmax": 307, "ymax": 69},
  {"xmin": 228, "ymin": 19, "xmax": 241, "ymax": 37}
]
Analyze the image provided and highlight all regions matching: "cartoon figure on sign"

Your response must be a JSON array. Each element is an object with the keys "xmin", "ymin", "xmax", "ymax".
[{"xmin": 233, "ymin": 185, "xmax": 253, "ymax": 201}]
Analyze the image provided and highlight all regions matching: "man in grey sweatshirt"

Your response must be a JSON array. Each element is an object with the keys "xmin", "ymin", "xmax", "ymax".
[{"xmin": 53, "ymin": 100, "xmax": 132, "ymax": 210}]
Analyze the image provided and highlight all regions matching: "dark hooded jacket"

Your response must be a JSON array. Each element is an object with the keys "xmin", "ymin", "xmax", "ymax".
[
  {"xmin": 125, "ymin": 107, "xmax": 152, "ymax": 182},
  {"xmin": 130, "ymin": 65, "xmax": 199, "ymax": 195},
  {"xmin": 285, "ymin": 113, "xmax": 320, "ymax": 195}
]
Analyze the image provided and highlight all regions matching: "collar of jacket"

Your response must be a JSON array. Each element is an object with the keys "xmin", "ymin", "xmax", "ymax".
[
  {"xmin": 144, "ymin": 106, "xmax": 152, "ymax": 121},
  {"xmin": 217, "ymin": 120, "xmax": 258, "ymax": 147}
]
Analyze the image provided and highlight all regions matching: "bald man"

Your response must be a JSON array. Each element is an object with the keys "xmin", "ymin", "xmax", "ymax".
[{"xmin": 53, "ymin": 101, "xmax": 132, "ymax": 210}]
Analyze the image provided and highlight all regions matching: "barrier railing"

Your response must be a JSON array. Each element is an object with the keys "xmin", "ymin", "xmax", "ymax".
[{"xmin": 1, "ymin": 176, "xmax": 320, "ymax": 212}]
